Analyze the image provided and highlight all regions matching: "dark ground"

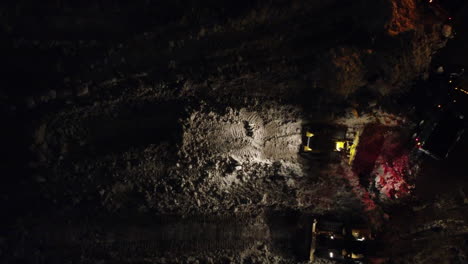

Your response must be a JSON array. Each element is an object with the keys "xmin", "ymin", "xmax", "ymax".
[{"xmin": 1, "ymin": 0, "xmax": 468, "ymax": 263}]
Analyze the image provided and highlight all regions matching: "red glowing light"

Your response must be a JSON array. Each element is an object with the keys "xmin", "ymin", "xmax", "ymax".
[
  {"xmin": 375, "ymin": 154, "xmax": 412, "ymax": 199},
  {"xmin": 415, "ymin": 137, "xmax": 419, "ymax": 142}
]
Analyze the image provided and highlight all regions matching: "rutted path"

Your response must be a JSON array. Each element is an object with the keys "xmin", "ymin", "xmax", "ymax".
[{"xmin": 9, "ymin": 213, "xmax": 316, "ymax": 263}]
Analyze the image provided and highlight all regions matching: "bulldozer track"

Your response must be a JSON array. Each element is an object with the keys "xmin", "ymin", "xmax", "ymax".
[{"xmin": 21, "ymin": 214, "xmax": 267, "ymax": 259}]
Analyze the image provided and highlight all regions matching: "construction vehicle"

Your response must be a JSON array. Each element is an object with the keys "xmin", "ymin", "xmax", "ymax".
[
  {"xmin": 302, "ymin": 125, "xmax": 349, "ymax": 153},
  {"xmin": 301, "ymin": 124, "xmax": 360, "ymax": 164},
  {"xmin": 413, "ymin": 110, "xmax": 465, "ymax": 160},
  {"xmin": 309, "ymin": 219, "xmax": 372, "ymax": 263}
]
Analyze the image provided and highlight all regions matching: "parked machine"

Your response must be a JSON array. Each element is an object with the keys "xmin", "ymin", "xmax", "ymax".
[
  {"xmin": 412, "ymin": 110, "xmax": 465, "ymax": 160},
  {"xmin": 309, "ymin": 219, "xmax": 373, "ymax": 263},
  {"xmin": 301, "ymin": 124, "xmax": 361, "ymax": 164}
]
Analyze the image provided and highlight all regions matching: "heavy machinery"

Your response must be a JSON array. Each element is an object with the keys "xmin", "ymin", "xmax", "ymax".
[
  {"xmin": 301, "ymin": 124, "xmax": 360, "ymax": 164},
  {"xmin": 412, "ymin": 110, "xmax": 465, "ymax": 160},
  {"xmin": 309, "ymin": 219, "xmax": 373, "ymax": 263},
  {"xmin": 302, "ymin": 125, "xmax": 349, "ymax": 153}
]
